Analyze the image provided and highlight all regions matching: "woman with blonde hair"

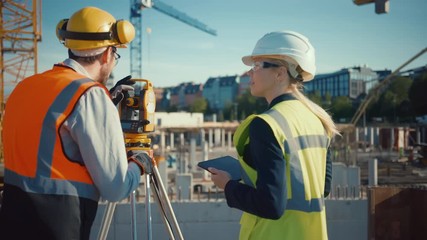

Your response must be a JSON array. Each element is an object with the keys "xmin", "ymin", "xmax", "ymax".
[{"xmin": 210, "ymin": 31, "xmax": 339, "ymax": 240}]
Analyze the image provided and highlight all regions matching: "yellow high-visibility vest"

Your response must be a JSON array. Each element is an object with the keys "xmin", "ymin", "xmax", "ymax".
[{"xmin": 233, "ymin": 99, "xmax": 330, "ymax": 240}]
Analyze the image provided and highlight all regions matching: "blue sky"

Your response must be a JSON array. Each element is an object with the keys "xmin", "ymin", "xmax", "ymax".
[{"xmin": 35, "ymin": 0, "xmax": 427, "ymax": 88}]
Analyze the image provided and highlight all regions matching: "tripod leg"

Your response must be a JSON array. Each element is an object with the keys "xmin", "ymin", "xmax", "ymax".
[
  {"xmin": 151, "ymin": 165, "xmax": 184, "ymax": 240},
  {"xmin": 97, "ymin": 202, "xmax": 117, "ymax": 240},
  {"xmin": 145, "ymin": 174, "xmax": 153, "ymax": 240},
  {"xmin": 151, "ymin": 184, "xmax": 176, "ymax": 240},
  {"xmin": 130, "ymin": 191, "xmax": 137, "ymax": 240}
]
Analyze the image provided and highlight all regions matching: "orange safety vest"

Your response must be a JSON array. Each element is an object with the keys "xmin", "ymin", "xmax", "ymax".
[{"xmin": 2, "ymin": 65, "xmax": 109, "ymax": 200}]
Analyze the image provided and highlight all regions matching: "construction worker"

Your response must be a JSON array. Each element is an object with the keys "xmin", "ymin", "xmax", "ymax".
[
  {"xmin": 210, "ymin": 31, "xmax": 339, "ymax": 240},
  {"xmin": 0, "ymin": 7, "xmax": 152, "ymax": 240}
]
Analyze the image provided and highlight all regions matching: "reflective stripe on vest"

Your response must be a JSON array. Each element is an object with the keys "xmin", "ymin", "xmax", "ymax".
[
  {"xmin": 234, "ymin": 99, "xmax": 330, "ymax": 240},
  {"xmin": 233, "ymin": 114, "xmax": 257, "ymax": 188},
  {"xmin": 235, "ymin": 106, "xmax": 330, "ymax": 213},
  {"xmin": 264, "ymin": 108, "xmax": 329, "ymax": 212},
  {"xmin": 3, "ymin": 67, "xmax": 106, "ymax": 201}
]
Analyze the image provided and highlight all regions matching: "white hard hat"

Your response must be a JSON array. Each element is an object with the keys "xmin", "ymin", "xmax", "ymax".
[{"xmin": 242, "ymin": 31, "xmax": 316, "ymax": 81}]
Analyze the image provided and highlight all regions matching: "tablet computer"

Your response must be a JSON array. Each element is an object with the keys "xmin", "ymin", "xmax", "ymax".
[{"xmin": 197, "ymin": 155, "xmax": 241, "ymax": 180}]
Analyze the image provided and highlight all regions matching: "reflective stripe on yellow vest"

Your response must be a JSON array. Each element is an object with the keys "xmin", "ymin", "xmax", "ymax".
[
  {"xmin": 3, "ymin": 65, "xmax": 108, "ymax": 201},
  {"xmin": 233, "ymin": 100, "xmax": 330, "ymax": 240}
]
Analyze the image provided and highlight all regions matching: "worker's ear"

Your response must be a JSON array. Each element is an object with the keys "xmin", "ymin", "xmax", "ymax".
[{"xmin": 100, "ymin": 47, "xmax": 112, "ymax": 64}]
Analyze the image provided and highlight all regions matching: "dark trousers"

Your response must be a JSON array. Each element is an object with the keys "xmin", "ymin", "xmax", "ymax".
[{"xmin": 0, "ymin": 184, "xmax": 98, "ymax": 240}]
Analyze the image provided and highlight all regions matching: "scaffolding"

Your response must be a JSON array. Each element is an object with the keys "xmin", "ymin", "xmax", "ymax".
[{"xmin": 0, "ymin": 0, "xmax": 41, "ymax": 162}]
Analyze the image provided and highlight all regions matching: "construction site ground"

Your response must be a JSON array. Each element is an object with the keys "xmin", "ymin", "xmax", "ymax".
[{"xmin": 354, "ymin": 150, "xmax": 427, "ymax": 186}]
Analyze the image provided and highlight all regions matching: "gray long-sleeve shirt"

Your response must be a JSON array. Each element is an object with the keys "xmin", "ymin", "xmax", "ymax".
[{"xmin": 59, "ymin": 58, "xmax": 141, "ymax": 202}]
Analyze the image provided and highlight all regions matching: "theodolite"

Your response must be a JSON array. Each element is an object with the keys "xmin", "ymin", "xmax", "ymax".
[{"xmin": 98, "ymin": 79, "xmax": 183, "ymax": 240}]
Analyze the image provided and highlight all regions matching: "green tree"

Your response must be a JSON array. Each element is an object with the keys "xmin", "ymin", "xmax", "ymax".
[
  {"xmin": 236, "ymin": 90, "xmax": 268, "ymax": 118},
  {"xmin": 189, "ymin": 97, "xmax": 207, "ymax": 113},
  {"xmin": 409, "ymin": 71, "xmax": 427, "ymax": 116},
  {"xmin": 323, "ymin": 92, "xmax": 332, "ymax": 109},
  {"xmin": 222, "ymin": 102, "xmax": 239, "ymax": 121},
  {"xmin": 331, "ymin": 96, "xmax": 353, "ymax": 122},
  {"xmin": 167, "ymin": 104, "xmax": 178, "ymax": 112},
  {"xmin": 368, "ymin": 76, "xmax": 413, "ymax": 123},
  {"xmin": 222, "ymin": 102, "xmax": 233, "ymax": 121},
  {"xmin": 307, "ymin": 90, "xmax": 322, "ymax": 106},
  {"xmin": 218, "ymin": 110, "xmax": 224, "ymax": 122}
]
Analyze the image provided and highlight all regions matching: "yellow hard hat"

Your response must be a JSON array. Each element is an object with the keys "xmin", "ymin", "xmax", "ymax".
[{"xmin": 56, "ymin": 6, "xmax": 135, "ymax": 50}]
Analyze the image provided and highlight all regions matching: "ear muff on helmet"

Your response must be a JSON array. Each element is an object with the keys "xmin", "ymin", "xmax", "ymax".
[
  {"xmin": 56, "ymin": 19, "xmax": 69, "ymax": 42},
  {"xmin": 56, "ymin": 19, "xmax": 135, "ymax": 48},
  {"xmin": 115, "ymin": 20, "xmax": 135, "ymax": 44}
]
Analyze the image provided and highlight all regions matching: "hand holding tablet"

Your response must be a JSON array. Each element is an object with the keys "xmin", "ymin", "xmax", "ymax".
[{"xmin": 197, "ymin": 155, "xmax": 241, "ymax": 181}]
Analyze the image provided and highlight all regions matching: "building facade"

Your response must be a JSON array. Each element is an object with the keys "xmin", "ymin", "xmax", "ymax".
[
  {"xmin": 238, "ymin": 72, "xmax": 250, "ymax": 95},
  {"xmin": 304, "ymin": 66, "xmax": 379, "ymax": 99},
  {"xmin": 202, "ymin": 75, "xmax": 239, "ymax": 111},
  {"xmin": 152, "ymin": 66, "xmax": 427, "ymax": 116},
  {"xmin": 169, "ymin": 82, "xmax": 203, "ymax": 110}
]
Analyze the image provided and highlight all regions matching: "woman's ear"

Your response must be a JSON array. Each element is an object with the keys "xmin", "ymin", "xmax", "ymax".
[{"xmin": 277, "ymin": 66, "xmax": 288, "ymax": 80}]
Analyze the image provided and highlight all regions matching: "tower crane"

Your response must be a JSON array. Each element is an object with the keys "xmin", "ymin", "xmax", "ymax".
[{"xmin": 129, "ymin": 0, "xmax": 217, "ymax": 78}]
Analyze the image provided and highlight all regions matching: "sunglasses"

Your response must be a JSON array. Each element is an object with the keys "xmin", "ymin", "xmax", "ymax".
[
  {"xmin": 251, "ymin": 61, "xmax": 280, "ymax": 71},
  {"xmin": 111, "ymin": 47, "xmax": 121, "ymax": 62}
]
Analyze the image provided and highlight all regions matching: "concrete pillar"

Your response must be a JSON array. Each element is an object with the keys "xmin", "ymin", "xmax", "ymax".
[
  {"xmin": 369, "ymin": 158, "xmax": 378, "ymax": 186},
  {"xmin": 345, "ymin": 132, "xmax": 350, "ymax": 162},
  {"xmin": 221, "ymin": 128, "xmax": 225, "ymax": 148},
  {"xmin": 158, "ymin": 158, "xmax": 168, "ymax": 192},
  {"xmin": 375, "ymin": 127, "xmax": 380, "ymax": 147},
  {"xmin": 363, "ymin": 127, "xmax": 367, "ymax": 141},
  {"xmin": 175, "ymin": 173, "xmax": 192, "ymax": 201},
  {"xmin": 227, "ymin": 131, "xmax": 232, "ymax": 149},
  {"xmin": 363, "ymin": 127, "xmax": 367, "ymax": 152},
  {"xmin": 170, "ymin": 132, "xmax": 174, "ymax": 149},
  {"xmin": 404, "ymin": 127, "xmax": 410, "ymax": 150},
  {"xmin": 369, "ymin": 127, "xmax": 374, "ymax": 147},
  {"xmin": 200, "ymin": 129, "xmax": 205, "ymax": 147},
  {"xmin": 355, "ymin": 128, "xmax": 359, "ymax": 143},
  {"xmin": 348, "ymin": 166, "xmax": 361, "ymax": 198},
  {"xmin": 390, "ymin": 128, "xmax": 395, "ymax": 151},
  {"xmin": 214, "ymin": 128, "xmax": 221, "ymax": 147},
  {"xmin": 202, "ymin": 142, "xmax": 210, "ymax": 180},
  {"xmin": 208, "ymin": 129, "xmax": 213, "ymax": 149},
  {"xmin": 160, "ymin": 130, "xmax": 165, "ymax": 153},
  {"xmin": 190, "ymin": 134, "xmax": 196, "ymax": 172},
  {"xmin": 180, "ymin": 132, "xmax": 185, "ymax": 146}
]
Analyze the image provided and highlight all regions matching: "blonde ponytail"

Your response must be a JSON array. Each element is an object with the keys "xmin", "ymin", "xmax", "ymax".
[
  {"xmin": 265, "ymin": 58, "xmax": 340, "ymax": 137},
  {"xmin": 291, "ymin": 82, "xmax": 340, "ymax": 138}
]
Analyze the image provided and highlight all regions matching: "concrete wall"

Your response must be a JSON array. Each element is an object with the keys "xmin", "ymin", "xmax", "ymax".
[
  {"xmin": 155, "ymin": 112, "xmax": 204, "ymax": 128},
  {"xmin": 331, "ymin": 163, "xmax": 362, "ymax": 198},
  {"xmin": 326, "ymin": 200, "xmax": 368, "ymax": 240},
  {"xmin": 90, "ymin": 199, "xmax": 367, "ymax": 240}
]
